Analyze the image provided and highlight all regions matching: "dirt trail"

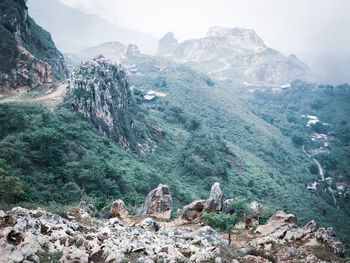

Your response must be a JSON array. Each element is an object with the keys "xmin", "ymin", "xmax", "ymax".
[
  {"xmin": 313, "ymin": 158, "xmax": 324, "ymax": 181},
  {"xmin": 0, "ymin": 83, "xmax": 68, "ymax": 108},
  {"xmin": 302, "ymin": 146, "xmax": 324, "ymax": 181}
]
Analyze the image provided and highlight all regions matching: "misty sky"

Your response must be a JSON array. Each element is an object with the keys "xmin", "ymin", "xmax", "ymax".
[{"xmin": 60, "ymin": 0, "xmax": 350, "ymax": 83}]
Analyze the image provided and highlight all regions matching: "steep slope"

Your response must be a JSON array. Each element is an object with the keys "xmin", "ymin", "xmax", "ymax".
[
  {"xmin": 157, "ymin": 27, "xmax": 311, "ymax": 85},
  {"xmin": 0, "ymin": 0, "xmax": 67, "ymax": 93},
  {"xmin": 66, "ymin": 57, "xmax": 136, "ymax": 150},
  {"xmin": 28, "ymin": 0, "xmax": 158, "ymax": 54},
  {"xmin": 120, "ymin": 54, "xmax": 350, "ymax": 250}
]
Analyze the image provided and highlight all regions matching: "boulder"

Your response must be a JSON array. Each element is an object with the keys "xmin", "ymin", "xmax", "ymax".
[
  {"xmin": 255, "ymin": 210, "xmax": 296, "ymax": 236},
  {"xmin": 330, "ymin": 241, "xmax": 345, "ymax": 257},
  {"xmin": 245, "ymin": 201, "xmax": 260, "ymax": 227},
  {"xmin": 267, "ymin": 210, "xmax": 297, "ymax": 225},
  {"xmin": 315, "ymin": 227, "xmax": 336, "ymax": 243},
  {"xmin": 181, "ymin": 200, "xmax": 206, "ymax": 222},
  {"xmin": 203, "ymin": 182, "xmax": 223, "ymax": 213},
  {"xmin": 303, "ymin": 220, "xmax": 318, "ymax": 233},
  {"xmin": 110, "ymin": 199, "xmax": 129, "ymax": 219},
  {"xmin": 222, "ymin": 199, "xmax": 235, "ymax": 214},
  {"xmin": 139, "ymin": 184, "xmax": 173, "ymax": 220}
]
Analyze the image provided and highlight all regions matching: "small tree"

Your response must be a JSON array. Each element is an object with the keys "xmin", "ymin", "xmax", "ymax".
[{"xmin": 202, "ymin": 199, "xmax": 250, "ymax": 244}]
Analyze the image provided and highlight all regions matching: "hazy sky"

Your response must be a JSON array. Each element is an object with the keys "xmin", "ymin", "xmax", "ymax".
[{"xmin": 60, "ymin": 0, "xmax": 350, "ymax": 83}]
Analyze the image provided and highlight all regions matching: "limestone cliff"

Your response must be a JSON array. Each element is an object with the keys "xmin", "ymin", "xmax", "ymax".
[
  {"xmin": 0, "ymin": 0, "xmax": 67, "ymax": 92},
  {"xmin": 66, "ymin": 57, "xmax": 136, "ymax": 150}
]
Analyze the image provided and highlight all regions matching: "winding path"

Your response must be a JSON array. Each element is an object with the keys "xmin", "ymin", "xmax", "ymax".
[
  {"xmin": 0, "ymin": 83, "xmax": 68, "ymax": 108},
  {"xmin": 312, "ymin": 158, "xmax": 324, "ymax": 181}
]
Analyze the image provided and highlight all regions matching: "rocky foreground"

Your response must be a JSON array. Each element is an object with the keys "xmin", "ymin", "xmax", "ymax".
[
  {"xmin": 0, "ymin": 206, "xmax": 346, "ymax": 263},
  {"xmin": 0, "ymin": 184, "xmax": 346, "ymax": 263}
]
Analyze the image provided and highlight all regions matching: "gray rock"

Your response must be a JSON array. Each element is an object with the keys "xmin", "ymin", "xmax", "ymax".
[
  {"xmin": 0, "ymin": 210, "xmax": 6, "ymax": 218},
  {"xmin": 222, "ymin": 199, "xmax": 235, "ymax": 214},
  {"xmin": 203, "ymin": 182, "xmax": 223, "ymax": 213},
  {"xmin": 315, "ymin": 227, "xmax": 336, "ymax": 243},
  {"xmin": 330, "ymin": 241, "xmax": 345, "ymax": 257},
  {"xmin": 195, "ymin": 226, "xmax": 225, "ymax": 244},
  {"xmin": 139, "ymin": 218, "xmax": 161, "ymax": 231},
  {"xmin": 245, "ymin": 201, "xmax": 260, "ymax": 227},
  {"xmin": 303, "ymin": 220, "xmax": 318, "ymax": 233},
  {"xmin": 108, "ymin": 218, "xmax": 124, "ymax": 227},
  {"xmin": 110, "ymin": 199, "xmax": 129, "ymax": 219},
  {"xmin": 139, "ymin": 184, "xmax": 173, "ymax": 220},
  {"xmin": 181, "ymin": 200, "xmax": 206, "ymax": 222},
  {"xmin": 284, "ymin": 246, "xmax": 298, "ymax": 255},
  {"xmin": 67, "ymin": 57, "xmax": 136, "ymax": 150}
]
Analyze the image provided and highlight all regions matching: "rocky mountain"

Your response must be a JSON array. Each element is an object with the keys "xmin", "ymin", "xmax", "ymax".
[
  {"xmin": 157, "ymin": 27, "xmax": 311, "ymax": 85},
  {"xmin": 0, "ymin": 0, "xmax": 67, "ymax": 93},
  {"xmin": 66, "ymin": 57, "xmax": 136, "ymax": 150},
  {"xmin": 64, "ymin": 42, "xmax": 141, "ymax": 69},
  {"xmin": 0, "ymin": 183, "xmax": 346, "ymax": 262},
  {"xmin": 28, "ymin": 0, "xmax": 158, "ymax": 54}
]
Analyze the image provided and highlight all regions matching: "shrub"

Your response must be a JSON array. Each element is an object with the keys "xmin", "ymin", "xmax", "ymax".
[{"xmin": 202, "ymin": 199, "xmax": 250, "ymax": 244}]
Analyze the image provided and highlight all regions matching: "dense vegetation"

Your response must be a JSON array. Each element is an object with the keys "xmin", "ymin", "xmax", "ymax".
[
  {"xmin": 0, "ymin": 49, "xmax": 349, "ymax": 252},
  {"xmin": 22, "ymin": 17, "xmax": 57, "ymax": 59},
  {"xmin": 123, "ymin": 55, "xmax": 350, "ymax": 249},
  {"xmin": 0, "ymin": 24, "xmax": 18, "ymax": 74},
  {"xmin": 246, "ymin": 81, "xmax": 350, "ymax": 187},
  {"xmin": 0, "ymin": 104, "xmax": 161, "ymax": 210}
]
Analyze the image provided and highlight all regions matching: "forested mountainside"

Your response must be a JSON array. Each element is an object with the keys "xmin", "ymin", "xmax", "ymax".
[
  {"xmin": 0, "ymin": 0, "xmax": 67, "ymax": 93},
  {"xmin": 0, "ymin": 1, "xmax": 349, "ymax": 262}
]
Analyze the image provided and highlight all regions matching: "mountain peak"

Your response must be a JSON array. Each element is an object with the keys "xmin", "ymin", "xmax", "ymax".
[
  {"xmin": 206, "ymin": 26, "xmax": 266, "ymax": 50},
  {"xmin": 158, "ymin": 31, "xmax": 179, "ymax": 56}
]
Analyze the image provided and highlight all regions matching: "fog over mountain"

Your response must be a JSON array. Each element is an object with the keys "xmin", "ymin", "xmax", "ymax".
[
  {"xmin": 28, "ymin": 0, "xmax": 158, "ymax": 54},
  {"xmin": 51, "ymin": 0, "xmax": 350, "ymax": 84}
]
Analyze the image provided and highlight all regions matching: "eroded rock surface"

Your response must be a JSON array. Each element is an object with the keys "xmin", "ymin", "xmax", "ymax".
[
  {"xmin": 182, "ymin": 200, "xmax": 206, "ymax": 222},
  {"xmin": 139, "ymin": 184, "xmax": 173, "ymax": 220},
  {"xmin": 67, "ymin": 57, "xmax": 136, "ymax": 150},
  {"xmin": 110, "ymin": 199, "xmax": 129, "ymax": 219},
  {"xmin": 0, "ymin": 207, "xmax": 226, "ymax": 263},
  {"xmin": 203, "ymin": 182, "xmax": 224, "ymax": 213},
  {"xmin": 0, "ymin": 0, "xmax": 66, "ymax": 93}
]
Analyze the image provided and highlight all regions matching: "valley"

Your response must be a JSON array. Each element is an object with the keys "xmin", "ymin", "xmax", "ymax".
[{"xmin": 0, "ymin": 0, "xmax": 349, "ymax": 262}]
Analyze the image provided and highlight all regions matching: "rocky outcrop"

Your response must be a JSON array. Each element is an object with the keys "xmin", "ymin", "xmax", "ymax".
[
  {"xmin": 255, "ymin": 210, "xmax": 296, "ymax": 237},
  {"xmin": 181, "ymin": 200, "xmax": 206, "ymax": 222},
  {"xmin": 203, "ymin": 182, "xmax": 224, "ymax": 213},
  {"xmin": 0, "ymin": 0, "xmax": 66, "ymax": 92},
  {"xmin": 110, "ymin": 199, "xmax": 129, "ymax": 219},
  {"xmin": 125, "ymin": 44, "xmax": 141, "ymax": 57},
  {"xmin": 0, "ymin": 206, "xmax": 345, "ymax": 262},
  {"xmin": 138, "ymin": 184, "xmax": 173, "ymax": 220},
  {"xmin": 65, "ymin": 42, "xmax": 143, "ymax": 67},
  {"xmin": 158, "ymin": 32, "xmax": 178, "ymax": 56},
  {"xmin": 67, "ymin": 57, "xmax": 136, "ymax": 149},
  {"xmin": 316, "ymin": 227, "xmax": 346, "ymax": 257},
  {"xmin": 157, "ymin": 27, "xmax": 311, "ymax": 85},
  {"xmin": 0, "ymin": 207, "xmax": 226, "ymax": 263},
  {"xmin": 182, "ymin": 182, "xmax": 238, "ymax": 222}
]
